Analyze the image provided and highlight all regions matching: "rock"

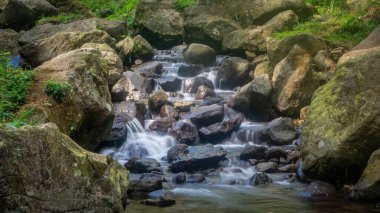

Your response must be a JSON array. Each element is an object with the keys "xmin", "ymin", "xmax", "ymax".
[
  {"xmin": 229, "ymin": 74, "xmax": 272, "ymax": 118},
  {"xmin": 158, "ymin": 76, "xmax": 182, "ymax": 92},
  {"xmin": 199, "ymin": 119, "xmax": 243, "ymax": 144},
  {"xmin": 256, "ymin": 162, "xmax": 278, "ymax": 173},
  {"xmin": 114, "ymin": 101, "xmax": 147, "ymax": 125},
  {"xmin": 195, "ymin": 85, "xmax": 215, "ymax": 100},
  {"xmin": 111, "ymin": 84, "xmax": 127, "ymax": 102},
  {"xmin": 187, "ymin": 174, "xmax": 206, "ymax": 183},
  {"xmin": 240, "ymin": 146, "xmax": 268, "ymax": 161},
  {"xmin": 172, "ymin": 172, "xmax": 187, "ymax": 184},
  {"xmin": 132, "ymin": 35, "xmax": 155, "ymax": 61},
  {"xmin": 272, "ymin": 45, "xmax": 320, "ymax": 116},
  {"xmin": 20, "ymin": 30, "xmax": 116, "ymax": 67},
  {"xmin": 183, "ymin": 43, "xmax": 216, "ymax": 65},
  {"xmin": 180, "ymin": 104, "xmax": 224, "ymax": 128},
  {"xmin": 116, "ymin": 36, "xmax": 134, "ymax": 65},
  {"xmin": 186, "ymin": 76, "xmax": 215, "ymax": 93},
  {"xmin": 81, "ymin": 43, "xmax": 123, "ymax": 89},
  {"xmin": 184, "ymin": 14, "xmax": 242, "ymax": 51},
  {"xmin": 265, "ymin": 147, "xmax": 287, "ymax": 160},
  {"xmin": 148, "ymin": 117, "xmax": 176, "ymax": 133},
  {"xmin": 301, "ymin": 46, "xmax": 380, "ymax": 183},
  {"xmin": 349, "ymin": 149, "xmax": 380, "ymax": 201},
  {"xmin": 249, "ymin": 172, "xmax": 273, "ymax": 186},
  {"xmin": 353, "ymin": 25, "xmax": 380, "ymax": 51},
  {"xmin": 140, "ymin": 193, "xmax": 176, "ymax": 207},
  {"xmin": 174, "ymin": 101, "xmax": 195, "ymax": 112},
  {"xmin": 125, "ymin": 158, "xmax": 161, "ymax": 173},
  {"xmin": 112, "ymin": 71, "xmax": 155, "ymax": 100},
  {"xmin": 34, "ymin": 48, "xmax": 114, "ymax": 150},
  {"xmin": 277, "ymin": 164, "xmax": 297, "ymax": 173},
  {"xmin": 168, "ymin": 121, "xmax": 198, "ymax": 145},
  {"xmin": 99, "ymin": 112, "xmax": 131, "ymax": 149},
  {"xmin": 220, "ymin": 57, "xmax": 254, "ymax": 89},
  {"xmin": 148, "ymin": 91, "xmax": 169, "ymax": 113},
  {"xmin": 0, "ymin": 28, "xmax": 19, "ymax": 57},
  {"xmin": 249, "ymin": 159, "xmax": 259, "ymax": 166},
  {"xmin": 135, "ymin": 3, "xmax": 183, "ymax": 48},
  {"xmin": 304, "ymin": 181, "xmax": 336, "ymax": 197},
  {"xmin": 170, "ymin": 144, "xmax": 227, "ymax": 172},
  {"xmin": 178, "ymin": 64, "xmax": 204, "ymax": 77},
  {"xmin": 128, "ymin": 172, "xmax": 163, "ymax": 194},
  {"xmin": 222, "ymin": 10, "xmax": 298, "ymax": 56},
  {"xmin": 131, "ymin": 61, "xmax": 163, "ymax": 78},
  {"xmin": 263, "ymin": 117, "xmax": 297, "ymax": 146},
  {"xmin": 286, "ymin": 150, "xmax": 300, "ymax": 164},
  {"xmin": 0, "ymin": 0, "xmax": 58, "ymax": 31},
  {"xmin": 268, "ymin": 33, "xmax": 326, "ymax": 67},
  {"xmin": 0, "ymin": 124, "xmax": 128, "ymax": 212},
  {"xmin": 167, "ymin": 144, "xmax": 188, "ymax": 163},
  {"xmin": 160, "ymin": 105, "xmax": 177, "ymax": 119},
  {"xmin": 312, "ymin": 50, "xmax": 336, "ymax": 72},
  {"xmin": 253, "ymin": 61, "xmax": 272, "ymax": 78},
  {"xmin": 18, "ymin": 18, "xmax": 128, "ymax": 45},
  {"xmin": 187, "ymin": 0, "xmax": 311, "ymax": 27}
]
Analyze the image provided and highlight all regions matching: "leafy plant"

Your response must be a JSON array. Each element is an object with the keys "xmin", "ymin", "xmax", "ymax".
[
  {"xmin": 7, "ymin": 108, "xmax": 37, "ymax": 128},
  {"xmin": 175, "ymin": 0, "xmax": 197, "ymax": 10},
  {"xmin": 43, "ymin": 80, "xmax": 72, "ymax": 103},
  {"xmin": 0, "ymin": 52, "xmax": 34, "ymax": 122},
  {"xmin": 37, "ymin": 12, "xmax": 84, "ymax": 25}
]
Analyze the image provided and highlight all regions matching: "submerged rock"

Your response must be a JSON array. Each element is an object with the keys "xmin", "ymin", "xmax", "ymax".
[
  {"xmin": 140, "ymin": 193, "xmax": 176, "ymax": 207},
  {"xmin": 0, "ymin": 124, "xmax": 128, "ymax": 212},
  {"xmin": 170, "ymin": 144, "xmax": 227, "ymax": 172},
  {"xmin": 304, "ymin": 181, "xmax": 336, "ymax": 197},
  {"xmin": 187, "ymin": 174, "xmax": 206, "ymax": 183},
  {"xmin": 249, "ymin": 172, "xmax": 273, "ymax": 186}
]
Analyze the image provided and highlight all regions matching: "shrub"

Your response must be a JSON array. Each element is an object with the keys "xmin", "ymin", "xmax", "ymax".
[
  {"xmin": 175, "ymin": 0, "xmax": 197, "ymax": 10},
  {"xmin": 43, "ymin": 80, "xmax": 71, "ymax": 103}
]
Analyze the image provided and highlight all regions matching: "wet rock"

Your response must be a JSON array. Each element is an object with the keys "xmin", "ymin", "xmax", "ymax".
[
  {"xmin": 312, "ymin": 50, "xmax": 336, "ymax": 72},
  {"xmin": 199, "ymin": 119, "xmax": 243, "ymax": 144},
  {"xmin": 158, "ymin": 76, "xmax": 182, "ymax": 92},
  {"xmin": 160, "ymin": 105, "xmax": 177, "ymax": 119},
  {"xmin": 220, "ymin": 57, "xmax": 254, "ymax": 89},
  {"xmin": 239, "ymin": 146, "xmax": 268, "ymax": 161},
  {"xmin": 174, "ymin": 101, "xmax": 195, "ymax": 112},
  {"xmin": 0, "ymin": 124, "xmax": 128, "ymax": 212},
  {"xmin": 128, "ymin": 172, "xmax": 163, "ymax": 194},
  {"xmin": 200, "ymin": 96, "xmax": 224, "ymax": 106},
  {"xmin": 132, "ymin": 35, "xmax": 155, "ymax": 61},
  {"xmin": 114, "ymin": 101, "xmax": 147, "ymax": 125},
  {"xmin": 140, "ymin": 193, "xmax": 176, "ymax": 207},
  {"xmin": 249, "ymin": 172, "xmax": 273, "ymax": 186},
  {"xmin": 304, "ymin": 181, "xmax": 336, "ymax": 197},
  {"xmin": 116, "ymin": 36, "xmax": 134, "ymax": 65},
  {"xmin": 131, "ymin": 61, "xmax": 163, "ymax": 78},
  {"xmin": 148, "ymin": 117, "xmax": 176, "ymax": 133},
  {"xmin": 272, "ymin": 45, "xmax": 320, "ymax": 116},
  {"xmin": 99, "ymin": 112, "xmax": 131, "ymax": 149},
  {"xmin": 148, "ymin": 91, "xmax": 169, "ymax": 113},
  {"xmin": 249, "ymin": 159, "xmax": 259, "ymax": 166},
  {"xmin": 277, "ymin": 164, "xmax": 297, "ymax": 173},
  {"xmin": 187, "ymin": 174, "xmax": 206, "ymax": 183},
  {"xmin": 0, "ymin": 0, "xmax": 58, "ymax": 31},
  {"xmin": 256, "ymin": 162, "xmax": 278, "ymax": 173},
  {"xmin": 113, "ymin": 71, "xmax": 155, "ymax": 99},
  {"xmin": 170, "ymin": 144, "xmax": 227, "ymax": 172},
  {"xmin": 264, "ymin": 117, "xmax": 297, "ymax": 146},
  {"xmin": 178, "ymin": 64, "xmax": 204, "ymax": 77},
  {"xmin": 125, "ymin": 158, "xmax": 161, "ymax": 173},
  {"xmin": 301, "ymin": 46, "xmax": 380, "ymax": 183},
  {"xmin": 183, "ymin": 43, "xmax": 217, "ymax": 66},
  {"xmin": 184, "ymin": 14, "xmax": 242, "ymax": 51},
  {"xmin": 167, "ymin": 144, "xmax": 189, "ymax": 163},
  {"xmin": 168, "ymin": 121, "xmax": 198, "ymax": 145},
  {"xmin": 353, "ymin": 25, "xmax": 380, "ymax": 51},
  {"xmin": 111, "ymin": 84, "xmax": 127, "ymax": 102},
  {"xmin": 286, "ymin": 150, "xmax": 300, "ymax": 164},
  {"xmin": 195, "ymin": 85, "xmax": 215, "ymax": 100},
  {"xmin": 186, "ymin": 76, "xmax": 215, "ymax": 93},
  {"xmin": 172, "ymin": 172, "xmax": 187, "ymax": 184},
  {"xmin": 20, "ymin": 30, "xmax": 116, "ymax": 67},
  {"xmin": 253, "ymin": 61, "xmax": 272, "ymax": 78},
  {"xmin": 349, "ymin": 149, "xmax": 380, "ymax": 201},
  {"xmin": 265, "ymin": 147, "xmax": 287, "ymax": 160},
  {"xmin": 180, "ymin": 104, "xmax": 224, "ymax": 128},
  {"xmin": 0, "ymin": 29, "xmax": 20, "ymax": 57}
]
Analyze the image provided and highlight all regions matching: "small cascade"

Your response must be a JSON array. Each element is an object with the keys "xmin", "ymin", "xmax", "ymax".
[{"xmin": 229, "ymin": 122, "xmax": 266, "ymax": 145}]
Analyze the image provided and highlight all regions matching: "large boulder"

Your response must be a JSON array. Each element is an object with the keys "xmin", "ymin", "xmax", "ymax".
[
  {"xmin": 184, "ymin": 14, "xmax": 242, "ymax": 51},
  {"xmin": 0, "ymin": 123, "xmax": 128, "ymax": 212},
  {"xmin": 263, "ymin": 117, "xmax": 298, "ymax": 146},
  {"xmin": 349, "ymin": 149, "xmax": 380, "ymax": 201},
  {"xmin": 112, "ymin": 71, "xmax": 155, "ymax": 100},
  {"xmin": 187, "ymin": 0, "xmax": 311, "ymax": 27},
  {"xmin": 180, "ymin": 104, "xmax": 224, "ymax": 128},
  {"xmin": 168, "ymin": 121, "xmax": 199, "ymax": 145},
  {"xmin": 135, "ymin": 1, "xmax": 183, "ymax": 48},
  {"xmin": 186, "ymin": 76, "xmax": 215, "ymax": 93},
  {"xmin": 0, "ymin": 0, "xmax": 58, "ymax": 31},
  {"xmin": 183, "ymin": 43, "xmax": 217, "ymax": 65},
  {"xmin": 170, "ymin": 144, "xmax": 227, "ymax": 172},
  {"xmin": 222, "ymin": 10, "xmax": 299, "ymax": 56},
  {"xmin": 0, "ymin": 28, "xmax": 20, "ymax": 57},
  {"xmin": 301, "ymin": 46, "xmax": 380, "ymax": 184},
  {"xmin": 220, "ymin": 57, "xmax": 254, "ymax": 89},
  {"xmin": 148, "ymin": 91, "xmax": 169, "ymax": 113},
  {"xmin": 352, "ymin": 25, "xmax": 380, "ymax": 51},
  {"xmin": 114, "ymin": 101, "xmax": 147, "ymax": 125},
  {"xmin": 20, "ymin": 30, "xmax": 116, "ymax": 67},
  {"xmin": 18, "ymin": 18, "xmax": 128, "ymax": 45},
  {"xmin": 33, "ymin": 48, "xmax": 115, "ymax": 150},
  {"xmin": 199, "ymin": 114, "xmax": 243, "ymax": 143},
  {"xmin": 272, "ymin": 45, "xmax": 320, "ymax": 116},
  {"xmin": 132, "ymin": 35, "xmax": 155, "ymax": 61}
]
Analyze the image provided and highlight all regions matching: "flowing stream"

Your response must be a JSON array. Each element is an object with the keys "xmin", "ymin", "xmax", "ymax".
[{"xmin": 99, "ymin": 50, "xmax": 377, "ymax": 213}]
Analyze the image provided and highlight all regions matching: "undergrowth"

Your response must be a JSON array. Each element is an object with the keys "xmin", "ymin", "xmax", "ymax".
[{"xmin": 175, "ymin": 0, "xmax": 197, "ymax": 11}]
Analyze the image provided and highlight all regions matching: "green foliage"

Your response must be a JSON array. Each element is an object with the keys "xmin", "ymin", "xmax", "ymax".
[
  {"xmin": 0, "ymin": 52, "xmax": 34, "ymax": 122},
  {"xmin": 175, "ymin": 0, "xmax": 197, "ymax": 10},
  {"xmin": 6, "ymin": 108, "xmax": 37, "ymax": 128},
  {"xmin": 37, "ymin": 12, "xmax": 84, "ymax": 25},
  {"xmin": 43, "ymin": 80, "xmax": 71, "ymax": 103}
]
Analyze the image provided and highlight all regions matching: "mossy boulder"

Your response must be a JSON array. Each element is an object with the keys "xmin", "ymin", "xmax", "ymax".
[
  {"xmin": 132, "ymin": 35, "xmax": 155, "ymax": 61},
  {"xmin": 30, "ymin": 48, "xmax": 115, "ymax": 151},
  {"xmin": 301, "ymin": 46, "xmax": 380, "ymax": 184},
  {"xmin": 0, "ymin": 123, "xmax": 128, "ymax": 212},
  {"xmin": 183, "ymin": 43, "xmax": 216, "ymax": 66},
  {"xmin": 148, "ymin": 91, "xmax": 169, "ymax": 113}
]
